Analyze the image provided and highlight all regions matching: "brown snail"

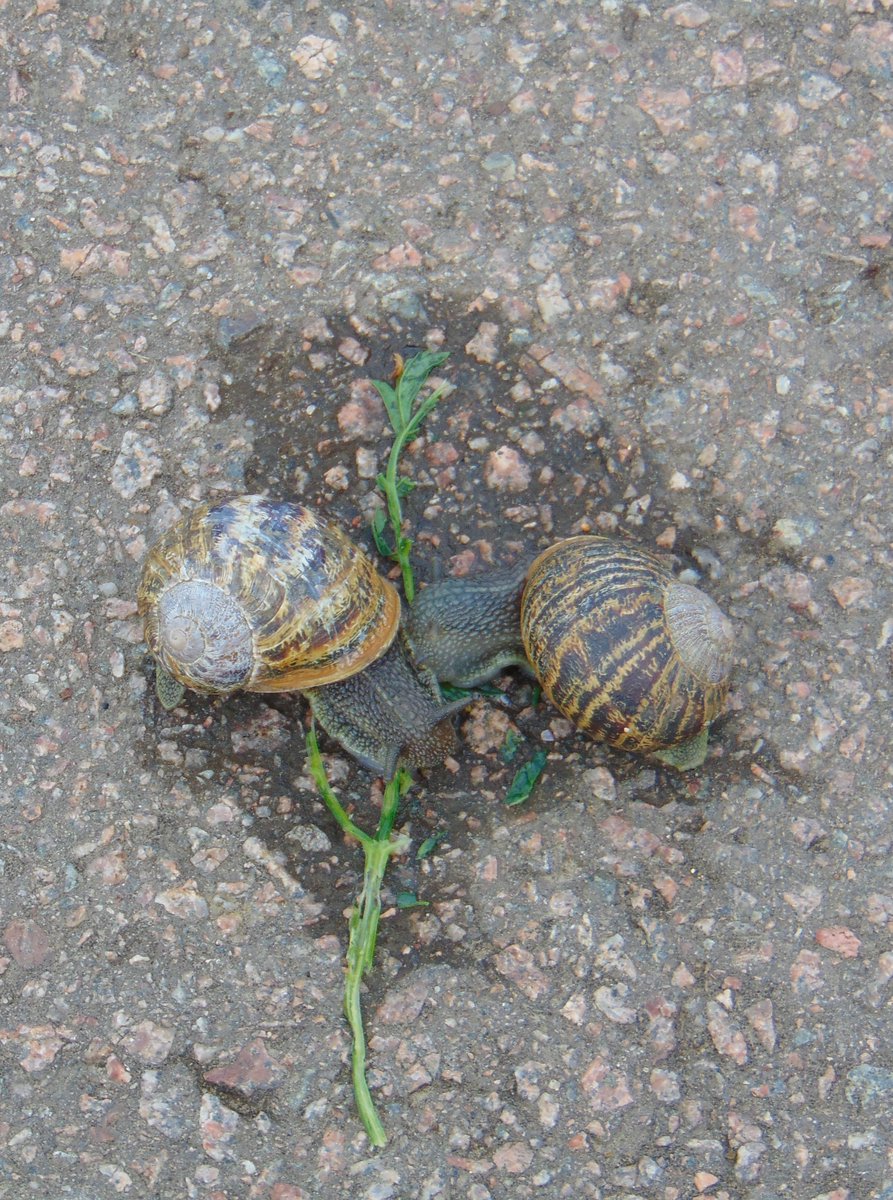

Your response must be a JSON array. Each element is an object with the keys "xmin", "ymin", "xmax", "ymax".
[
  {"xmin": 137, "ymin": 496, "xmax": 463, "ymax": 778},
  {"xmin": 406, "ymin": 536, "xmax": 734, "ymax": 769}
]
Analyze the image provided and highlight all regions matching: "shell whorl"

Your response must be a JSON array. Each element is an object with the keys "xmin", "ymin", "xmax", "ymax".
[
  {"xmin": 520, "ymin": 536, "xmax": 733, "ymax": 753},
  {"xmin": 153, "ymin": 579, "xmax": 255, "ymax": 692},
  {"xmin": 137, "ymin": 496, "xmax": 400, "ymax": 696},
  {"xmin": 663, "ymin": 581, "xmax": 735, "ymax": 686}
]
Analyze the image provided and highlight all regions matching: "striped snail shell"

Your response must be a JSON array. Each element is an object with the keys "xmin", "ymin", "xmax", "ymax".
[
  {"xmin": 520, "ymin": 536, "xmax": 734, "ymax": 755},
  {"xmin": 138, "ymin": 496, "xmax": 400, "ymax": 697}
]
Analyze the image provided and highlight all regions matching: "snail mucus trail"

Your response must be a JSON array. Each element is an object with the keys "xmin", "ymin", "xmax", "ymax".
[
  {"xmin": 137, "ymin": 496, "xmax": 467, "ymax": 778},
  {"xmin": 406, "ymin": 536, "xmax": 735, "ymax": 770}
]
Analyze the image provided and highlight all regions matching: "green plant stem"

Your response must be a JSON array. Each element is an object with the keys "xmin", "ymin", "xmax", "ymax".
[
  {"xmin": 300, "ymin": 351, "xmax": 448, "ymax": 1145},
  {"xmin": 306, "ymin": 724, "xmax": 410, "ymax": 1147},
  {"xmin": 380, "ymin": 384, "xmax": 447, "ymax": 604},
  {"xmin": 343, "ymin": 836, "xmax": 393, "ymax": 1146}
]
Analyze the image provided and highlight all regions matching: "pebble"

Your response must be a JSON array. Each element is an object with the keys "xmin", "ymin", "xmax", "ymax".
[
  {"xmin": 252, "ymin": 48, "xmax": 286, "ymax": 87},
  {"xmin": 535, "ymin": 273, "xmax": 571, "ymax": 322},
  {"xmin": 111, "ymin": 431, "xmax": 163, "ymax": 498},
  {"xmin": 111, "ymin": 393, "xmax": 138, "ymax": 416},
  {"xmin": 493, "ymin": 945, "xmax": 550, "ymax": 1001},
  {"xmin": 291, "ymin": 36, "xmax": 339, "ymax": 79},
  {"xmin": 121, "ymin": 1020, "xmax": 175, "ymax": 1065},
  {"xmin": 846, "ymin": 1064, "xmax": 893, "ymax": 1109},
  {"xmin": 137, "ymin": 372, "xmax": 173, "ymax": 415},
  {"xmin": 356, "ymin": 446, "xmax": 378, "ymax": 479},
  {"xmin": 484, "ymin": 446, "xmax": 531, "ymax": 492},
  {"xmin": 3, "ymin": 918, "xmax": 50, "ymax": 968},
  {"xmin": 771, "ymin": 516, "xmax": 816, "ymax": 551},
  {"xmin": 829, "ymin": 577, "xmax": 873, "ymax": 609},
  {"xmin": 637, "ymin": 86, "xmax": 691, "ymax": 135},
  {"xmin": 711, "ymin": 49, "xmax": 747, "ymax": 88},
  {"xmin": 481, "ymin": 152, "xmax": 516, "ymax": 181},
  {"xmin": 664, "ymin": 2, "xmax": 711, "ymax": 25},
  {"xmin": 798, "ymin": 73, "xmax": 843, "ymax": 109},
  {"xmin": 204, "ymin": 1039, "xmax": 287, "ymax": 1096},
  {"xmin": 816, "ymin": 926, "xmax": 862, "ymax": 958},
  {"xmin": 337, "ymin": 380, "xmax": 386, "ymax": 439},
  {"xmin": 706, "ymin": 1001, "xmax": 748, "ymax": 1065},
  {"xmin": 200, "ymin": 1093, "xmax": 240, "ymax": 1161},
  {"xmin": 383, "ymin": 288, "xmax": 426, "ymax": 320},
  {"xmin": 0, "ymin": 621, "xmax": 25, "ymax": 652},
  {"xmin": 154, "ymin": 882, "xmax": 210, "ymax": 920},
  {"xmin": 465, "ymin": 321, "xmax": 500, "ymax": 364},
  {"xmin": 583, "ymin": 766, "xmax": 616, "ymax": 803},
  {"xmin": 580, "ymin": 1056, "xmax": 633, "ymax": 1111}
]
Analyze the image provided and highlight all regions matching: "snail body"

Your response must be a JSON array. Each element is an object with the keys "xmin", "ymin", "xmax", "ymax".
[
  {"xmin": 405, "ymin": 565, "xmax": 529, "ymax": 689},
  {"xmin": 138, "ymin": 496, "xmax": 461, "ymax": 777},
  {"xmin": 406, "ymin": 536, "xmax": 734, "ymax": 767}
]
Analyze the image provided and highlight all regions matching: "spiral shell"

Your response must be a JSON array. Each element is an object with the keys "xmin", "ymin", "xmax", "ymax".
[
  {"xmin": 520, "ymin": 536, "xmax": 734, "ymax": 753},
  {"xmin": 137, "ymin": 496, "xmax": 400, "ymax": 696}
]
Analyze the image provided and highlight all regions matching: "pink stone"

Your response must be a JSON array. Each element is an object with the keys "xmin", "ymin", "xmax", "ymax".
[
  {"xmin": 637, "ymin": 87, "xmax": 691, "ymax": 135},
  {"xmin": 154, "ymin": 881, "xmax": 209, "ymax": 920},
  {"xmin": 465, "ymin": 321, "xmax": 500, "ymax": 364},
  {"xmin": 204, "ymin": 1038, "xmax": 287, "ymax": 1095},
  {"xmin": 336, "ymin": 337, "xmax": 369, "ymax": 366},
  {"xmin": 663, "ymin": 2, "xmax": 710, "ymax": 25},
  {"xmin": 4, "ymin": 918, "xmax": 50, "ymax": 968},
  {"xmin": 711, "ymin": 48, "xmax": 748, "ymax": 87},
  {"xmin": 706, "ymin": 1000, "xmax": 748, "ymax": 1064},
  {"xmin": 743, "ymin": 998, "xmax": 777, "ymax": 1051},
  {"xmin": 580, "ymin": 1055, "xmax": 634, "ymax": 1110},
  {"xmin": 375, "ymin": 976, "xmax": 431, "ymax": 1025},
  {"xmin": 492, "ymin": 1142, "xmax": 534, "ymax": 1174},
  {"xmin": 121, "ymin": 1019, "xmax": 175, "ymax": 1065},
  {"xmin": 484, "ymin": 446, "xmax": 531, "ymax": 493},
  {"xmin": 0, "ymin": 621, "xmax": 24, "ymax": 652},
  {"xmin": 816, "ymin": 926, "xmax": 862, "ymax": 958},
  {"xmin": 494, "ymin": 945, "xmax": 550, "ymax": 1000},
  {"xmin": 337, "ymin": 379, "xmax": 385, "ymax": 439},
  {"xmin": 829, "ymin": 576, "xmax": 873, "ymax": 608}
]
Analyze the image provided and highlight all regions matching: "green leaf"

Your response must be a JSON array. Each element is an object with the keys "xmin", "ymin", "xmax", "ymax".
[
  {"xmin": 395, "ymin": 350, "xmax": 450, "ymax": 425},
  {"xmin": 504, "ymin": 748, "xmax": 549, "ymax": 806},
  {"xmin": 371, "ymin": 379, "xmax": 400, "ymax": 432},
  {"xmin": 396, "ymin": 891, "xmax": 429, "ymax": 910},
  {"xmin": 399, "ymin": 350, "xmax": 449, "ymax": 400},
  {"xmin": 403, "ymin": 385, "xmax": 447, "ymax": 441},
  {"xmin": 499, "ymin": 728, "xmax": 523, "ymax": 764},
  {"xmin": 395, "ymin": 476, "xmax": 416, "ymax": 497},
  {"xmin": 370, "ymin": 508, "xmax": 393, "ymax": 557},
  {"xmin": 416, "ymin": 830, "xmax": 447, "ymax": 860}
]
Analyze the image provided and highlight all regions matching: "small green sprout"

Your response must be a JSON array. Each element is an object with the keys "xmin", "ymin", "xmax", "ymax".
[{"xmin": 370, "ymin": 349, "xmax": 450, "ymax": 603}]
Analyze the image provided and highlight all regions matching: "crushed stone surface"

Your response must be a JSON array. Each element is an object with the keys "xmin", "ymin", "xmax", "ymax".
[{"xmin": 1, "ymin": 2, "xmax": 891, "ymax": 1198}]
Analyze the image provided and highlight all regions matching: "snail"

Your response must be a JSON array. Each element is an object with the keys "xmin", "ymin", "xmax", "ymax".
[
  {"xmin": 137, "ymin": 495, "xmax": 465, "ymax": 778},
  {"xmin": 406, "ymin": 536, "xmax": 734, "ymax": 769}
]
